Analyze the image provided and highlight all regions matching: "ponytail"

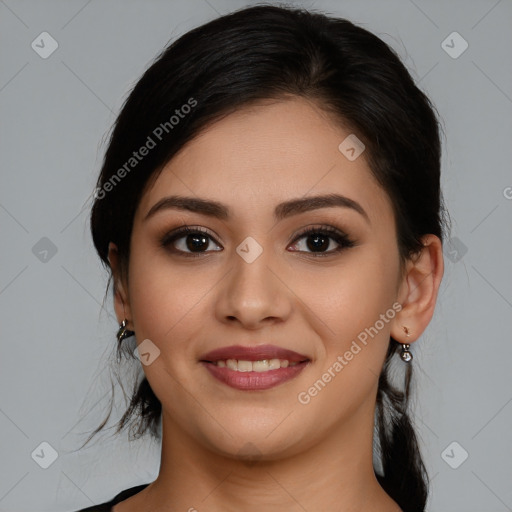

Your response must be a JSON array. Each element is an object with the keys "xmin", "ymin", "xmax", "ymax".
[{"xmin": 375, "ymin": 340, "xmax": 429, "ymax": 511}]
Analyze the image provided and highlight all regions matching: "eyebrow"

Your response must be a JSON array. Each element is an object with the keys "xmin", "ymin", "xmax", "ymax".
[{"xmin": 143, "ymin": 193, "xmax": 370, "ymax": 225}]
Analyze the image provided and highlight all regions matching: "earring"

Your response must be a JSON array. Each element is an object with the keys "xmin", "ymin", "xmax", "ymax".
[
  {"xmin": 400, "ymin": 326, "xmax": 413, "ymax": 362},
  {"xmin": 116, "ymin": 319, "xmax": 134, "ymax": 343}
]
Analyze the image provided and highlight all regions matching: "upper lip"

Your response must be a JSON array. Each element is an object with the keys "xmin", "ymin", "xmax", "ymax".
[{"xmin": 200, "ymin": 344, "xmax": 309, "ymax": 363}]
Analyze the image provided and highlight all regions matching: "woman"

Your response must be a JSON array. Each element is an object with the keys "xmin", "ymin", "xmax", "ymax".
[{"xmin": 75, "ymin": 4, "xmax": 447, "ymax": 511}]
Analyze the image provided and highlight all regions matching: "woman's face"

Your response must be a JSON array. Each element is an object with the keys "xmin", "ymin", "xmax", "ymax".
[{"xmin": 114, "ymin": 97, "xmax": 411, "ymax": 459}]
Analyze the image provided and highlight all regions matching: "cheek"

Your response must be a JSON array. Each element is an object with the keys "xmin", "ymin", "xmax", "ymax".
[
  {"xmin": 293, "ymin": 264, "xmax": 397, "ymax": 425},
  {"xmin": 304, "ymin": 252, "xmax": 399, "ymax": 397},
  {"xmin": 311, "ymin": 253, "xmax": 397, "ymax": 334},
  {"xmin": 127, "ymin": 247, "xmax": 219, "ymax": 352}
]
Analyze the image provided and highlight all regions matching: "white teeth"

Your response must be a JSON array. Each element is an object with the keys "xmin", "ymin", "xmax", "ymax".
[
  {"xmin": 237, "ymin": 360, "xmax": 253, "ymax": 372},
  {"xmin": 252, "ymin": 360, "xmax": 270, "ymax": 372},
  {"xmin": 214, "ymin": 358, "xmax": 300, "ymax": 371},
  {"xmin": 268, "ymin": 359, "xmax": 281, "ymax": 370},
  {"xmin": 226, "ymin": 359, "xmax": 238, "ymax": 370}
]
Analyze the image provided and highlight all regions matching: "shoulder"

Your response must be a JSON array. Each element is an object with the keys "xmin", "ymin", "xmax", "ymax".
[{"xmin": 72, "ymin": 483, "xmax": 151, "ymax": 512}]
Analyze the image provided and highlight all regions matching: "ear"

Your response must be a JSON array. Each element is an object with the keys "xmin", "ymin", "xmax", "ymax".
[
  {"xmin": 390, "ymin": 234, "xmax": 444, "ymax": 343},
  {"xmin": 107, "ymin": 242, "xmax": 133, "ymax": 329}
]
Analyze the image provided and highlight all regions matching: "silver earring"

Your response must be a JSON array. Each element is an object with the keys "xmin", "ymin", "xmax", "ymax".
[
  {"xmin": 117, "ymin": 319, "xmax": 134, "ymax": 343},
  {"xmin": 400, "ymin": 326, "xmax": 412, "ymax": 362}
]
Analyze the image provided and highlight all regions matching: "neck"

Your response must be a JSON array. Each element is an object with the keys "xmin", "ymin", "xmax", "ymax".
[{"xmin": 141, "ymin": 398, "xmax": 400, "ymax": 512}]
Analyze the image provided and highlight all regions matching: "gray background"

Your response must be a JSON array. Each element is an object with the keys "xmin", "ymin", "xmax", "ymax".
[{"xmin": 1, "ymin": 0, "xmax": 511, "ymax": 511}]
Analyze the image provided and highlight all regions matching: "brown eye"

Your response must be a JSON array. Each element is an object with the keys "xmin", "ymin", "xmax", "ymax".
[
  {"xmin": 160, "ymin": 226, "xmax": 222, "ymax": 257},
  {"xmin": 289, "ymin": 226, "xmax": 355, "ymax": 256}
]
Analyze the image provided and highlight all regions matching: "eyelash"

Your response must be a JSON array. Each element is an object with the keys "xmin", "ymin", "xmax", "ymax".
[{"xmin": 159, "ymin": 224, "xmax": 355, "ymax": 258}]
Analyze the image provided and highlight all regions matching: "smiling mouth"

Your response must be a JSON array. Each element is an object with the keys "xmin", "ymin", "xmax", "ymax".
[
  {"xmin": 200, "ymin": 358, "xmax": 311, "ymax": 391},
  {"xmin": 198, "ymin": 344, "xmax": 311, "ymax": 390},
  {"xmin": 202, "ymin": 358, "xmax": 308, "ymax": 372}
]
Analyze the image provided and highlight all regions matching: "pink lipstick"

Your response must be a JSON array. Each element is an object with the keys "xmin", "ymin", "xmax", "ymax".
[{"xmin": 199, "ymin": 344, "xmax": 310, "ymax": 391}]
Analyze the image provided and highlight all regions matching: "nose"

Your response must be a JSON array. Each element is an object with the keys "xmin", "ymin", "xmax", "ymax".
[{"xmin": 214, "ymin": 240, "xmax": 292, "ymax": 329}]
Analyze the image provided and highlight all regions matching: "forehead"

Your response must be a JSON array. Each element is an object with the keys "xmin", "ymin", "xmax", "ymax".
[{"xmin": 137, "ymin": 97, "xmax": 393, "ymax": 228}]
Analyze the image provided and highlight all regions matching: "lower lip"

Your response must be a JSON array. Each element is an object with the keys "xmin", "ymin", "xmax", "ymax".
[{"xmin": 201, "ymin": 361, "xmax": 309, "ymax": 390}]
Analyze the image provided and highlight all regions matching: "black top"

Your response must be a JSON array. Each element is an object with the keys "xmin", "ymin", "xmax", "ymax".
[{"xmin": 74, "ymin": 483, "xmax": 151, "ymax": 511}]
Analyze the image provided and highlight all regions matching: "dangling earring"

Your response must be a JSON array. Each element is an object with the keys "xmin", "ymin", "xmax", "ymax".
[
  {"xmin": 117, "ymin": 319, "xmax": 134, "ymax": 343},
  {"xmin": 400, "ymin": 326, "xmax": 412, "ymax": 362}
]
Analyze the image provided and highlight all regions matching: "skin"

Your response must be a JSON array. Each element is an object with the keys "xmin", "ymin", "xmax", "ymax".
[{"xmin": 108, "ymin": 96, "xmax": 444, "ymax": 512}]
